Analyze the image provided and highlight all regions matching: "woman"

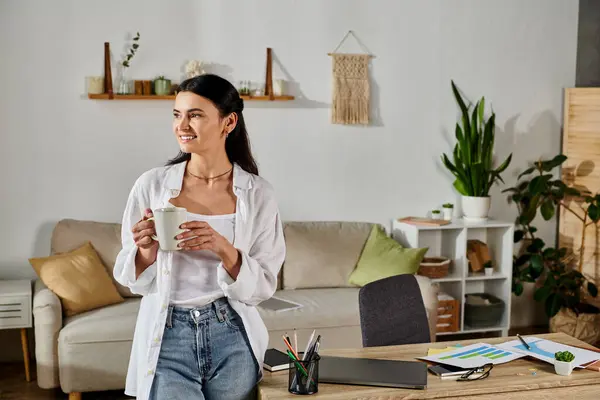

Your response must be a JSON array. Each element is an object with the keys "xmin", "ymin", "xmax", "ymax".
[{"xmin": 113, "ymin": 74, "xmax": 286, "ymax": 400}]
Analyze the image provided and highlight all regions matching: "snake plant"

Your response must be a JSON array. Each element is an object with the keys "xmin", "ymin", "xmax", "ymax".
[{"xmin": 441, "ymin": 81, "xmax": 512, "ymax": 197}]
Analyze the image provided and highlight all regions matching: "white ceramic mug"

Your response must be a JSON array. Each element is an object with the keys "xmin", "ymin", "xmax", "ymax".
[{"xmin": 147, "ymin": 207, "xmax": 187, "ymax": 251}]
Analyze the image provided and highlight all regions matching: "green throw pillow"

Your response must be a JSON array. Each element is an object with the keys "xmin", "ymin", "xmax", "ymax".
[{"xmin": 348, "ymin": 225, "xmax": 428, "ymax": 286}]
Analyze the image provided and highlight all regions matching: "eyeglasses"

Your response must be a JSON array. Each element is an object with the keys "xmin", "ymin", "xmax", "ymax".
[{"xmin": 457, "ymin": 363, "xmax": 493, "ymax": 382}]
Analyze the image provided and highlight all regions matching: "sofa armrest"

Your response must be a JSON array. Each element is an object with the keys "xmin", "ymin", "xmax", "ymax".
[
  {"xmin": 414, "ymin": 275, "xmax": 439, "ymax": 343},
  {"xmin": 32, "ymin": 279, "xmax": 62, "ymax": 389}
]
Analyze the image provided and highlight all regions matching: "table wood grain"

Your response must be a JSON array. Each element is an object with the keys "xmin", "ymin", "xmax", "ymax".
[{"xmin": 258, "ymin": 333, "xmax": 600, "ymax": 399}]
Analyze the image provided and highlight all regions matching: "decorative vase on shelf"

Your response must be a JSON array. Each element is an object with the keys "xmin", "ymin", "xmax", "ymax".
[
  {"xmin": 117, "ymin": 69, "xmax": 131, "ymax": 95},
  {"xmin": 154, "ymin": 76, "xmax": 171, "ymax": 96},
  {"xmin": 86, "ymin": 76, "xmax": 104, "ymax": 94}
]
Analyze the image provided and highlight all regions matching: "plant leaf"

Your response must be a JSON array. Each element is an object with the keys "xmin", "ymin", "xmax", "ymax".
[
  {"xmin": 534, "ymin": 285, "xmax": 552, "ymax": 302},
  {"xmin": 588, "ymin": 282, "xmax": 599, "ymax": 297},
  {"xmin": 513, "ymin": 282, "xmax": 524, "ymax": 296},
  {"xmin": 541, "ymin": 198, "xmax": 555, "ymax": 220},
  {"xmin": 453, "ymin": 179, "xmax": 468, "ymax": 196},
  {"xmin": 541, "ymin": 154, "xmax": 567, "ymax": 171},
  {"xmin": 518, "ymin": 166, "xmax": 536, "ymax": 180},
  {"xmin": 495, "ymin": 153, "xmax": 513, "ymax": 174},
  {"xmin": 528, "ymin": 174, "xmax": 552, "ymax": 196},
  {"xmin": 545, "ymin": 293, "xmax": 563, "ymax": 318},
  {"xmin": 451, "ymin": 80, "xmax": 471, "ymax": 139},
  {"xmin": 528, "ymin": 238, "xmax": 545, "ymax": 252},
  {"xmin": 589, "ymin": 204, "xmax": 600, "ymax": 222},
  {"xmin": 543, "ymin": 248, "xmax": 557, "ymax": 259},
  {"xmin": 530, "ymin": 254, "xmax": 544, "ymax": 275},
  {"xmin": 514, "ymin": 230, "xmax": 525, "ymax": 243}
]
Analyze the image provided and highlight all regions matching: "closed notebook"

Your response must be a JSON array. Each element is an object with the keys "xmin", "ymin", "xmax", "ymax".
[{"xmin": 263, "ymin": 348, "xmax": 291, "ymax": 372}]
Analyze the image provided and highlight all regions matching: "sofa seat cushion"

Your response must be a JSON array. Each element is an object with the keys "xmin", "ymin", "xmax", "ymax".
[
  {"xmin": 259, "ymin": 288, "xmax": 360, "ymax": 332},
  {"xmin": 60, "ymin": 298, "xmax": 140, "ymax": 345}
]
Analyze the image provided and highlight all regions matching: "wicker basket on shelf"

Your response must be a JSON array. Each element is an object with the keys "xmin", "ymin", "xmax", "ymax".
[{"xmin": 417, "ymin": 256, "xmax": 451, "ymax": 279}]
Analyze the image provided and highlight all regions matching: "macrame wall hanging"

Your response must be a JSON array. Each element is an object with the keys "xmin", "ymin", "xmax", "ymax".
[{"xmin": 328, "ymin": 30, "xmax": 374, "ymax": 125}]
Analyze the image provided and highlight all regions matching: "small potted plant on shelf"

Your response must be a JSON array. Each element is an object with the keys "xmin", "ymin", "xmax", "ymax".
[
  {"xmin": 554, "ymin": 351, "xmax": 575, "ymax": 376},
  {"xmin": 442, "ymin": 203, "xmax": 454, "ymax": 220},
  {"xmin": 484, "ymin": 260, "xmax": 493, "ymax": 276},
  {"xmin": 154, "ymin": 75, "xmax": 171, "ymax": 96},
  {"xmin": 431, "ymin": 209, "xmax": 441, "ymax": 220}
]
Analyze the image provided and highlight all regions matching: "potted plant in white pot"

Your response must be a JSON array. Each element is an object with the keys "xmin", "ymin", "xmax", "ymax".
[
  {"xmin": 442, "ymin": 203, "xmax": 454, "ymax": 221},
  {"xmin": 554, "ymin": 351, "xmax": 575, "ymax": 376},
  {"xmin": 441, "ymin": 81, "xmax": 512, "ymax": 222},
  {"xmin": 431, "ymin": 209, "xmax": 441, "ymax": 220},
  {"xmin": 484, "ymin": 260, "xmax": 493, "ymax": 276}
]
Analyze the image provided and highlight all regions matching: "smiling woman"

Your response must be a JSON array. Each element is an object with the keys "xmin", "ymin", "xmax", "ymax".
[
  {"xmin": 167, "ymin": 74, "xmax": 258, "ymax": 176},
  {"xmin": 112, "ymin": 73, "xmax": 286, "ymax": 400}
]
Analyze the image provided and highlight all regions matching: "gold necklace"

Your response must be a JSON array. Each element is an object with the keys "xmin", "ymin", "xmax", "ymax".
[{"xmin": 187, "ymin": 166, "xmax": 233, "ymax": 180}]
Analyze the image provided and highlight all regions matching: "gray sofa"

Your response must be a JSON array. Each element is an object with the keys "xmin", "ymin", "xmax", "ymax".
[{"xmin": 32, "ymin": 219, "xmax": 439, "ymax": 397}]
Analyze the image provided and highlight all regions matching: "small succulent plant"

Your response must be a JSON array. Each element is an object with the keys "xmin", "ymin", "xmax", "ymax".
[
  {"xmin": 555, "ymin": 351, "xmax": 575, "ymax": 362},
  {"xmin": 443, "ymin": 203, "xmax": 454, "ymax": 208}
]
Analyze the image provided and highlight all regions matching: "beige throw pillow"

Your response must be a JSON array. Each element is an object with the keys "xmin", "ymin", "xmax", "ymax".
[
  {"xmin": 29, "ymin": 241, "xmax": 124, "ymax": 316},
  {"xmin": 282, "ymin": 221, "xmax": 373, "ymax": 289},
  {"xmin": 51, "ymin": 219, "xmax": 137, "ymax": 298}
]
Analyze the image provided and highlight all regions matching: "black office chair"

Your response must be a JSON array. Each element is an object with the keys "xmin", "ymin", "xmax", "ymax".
[{"xmin": 358, "ymin": 274, "xmax": 431, "ymax": 347}]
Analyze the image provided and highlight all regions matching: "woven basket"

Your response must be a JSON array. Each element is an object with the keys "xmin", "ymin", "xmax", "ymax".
[{"xmin": 417, "ymin": 257, "xmax": 451, "ymax": 278}]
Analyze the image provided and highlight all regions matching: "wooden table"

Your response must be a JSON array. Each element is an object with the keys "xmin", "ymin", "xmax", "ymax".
[
  {"xmin": 0, "ymin": 279, "xmax": 32, "ymax": 382},
  {"xmin": 258, "ymin": 333, "xmax": 600, "ymax": 399}
]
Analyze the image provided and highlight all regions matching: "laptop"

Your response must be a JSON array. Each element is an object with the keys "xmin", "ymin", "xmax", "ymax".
[{"xmin": 318, "ymin": 356, "xmax": 428, "ymax": 389}]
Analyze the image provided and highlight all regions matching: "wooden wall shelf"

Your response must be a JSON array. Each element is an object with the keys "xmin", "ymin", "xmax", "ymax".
[{"xmin": 87, "ymin": 93, "xmax": 294, "ymax": 101}]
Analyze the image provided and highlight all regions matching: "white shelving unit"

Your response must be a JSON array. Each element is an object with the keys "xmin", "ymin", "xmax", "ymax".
[{"xmin": 391, "ymin": 218, "xmax": 514, "ymax": 338}]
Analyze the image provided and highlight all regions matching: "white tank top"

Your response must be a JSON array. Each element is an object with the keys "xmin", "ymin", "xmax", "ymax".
[{"xmin": 169, "ymin": 211, "xmax": 235, "ymax": 307}]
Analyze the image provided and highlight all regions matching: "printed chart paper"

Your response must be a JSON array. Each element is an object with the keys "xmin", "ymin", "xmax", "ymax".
[
  {"xmin": 498, "ymin": 336, "xmax": 600, "ymax": 368},
  {"xmin": 418, "ymin": 343, "xmax": 525, "ymax": 368}
]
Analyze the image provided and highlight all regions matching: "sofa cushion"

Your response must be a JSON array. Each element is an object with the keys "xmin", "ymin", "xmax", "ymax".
[
  {"xmin": 51, "ymin": 219, "xmax": 137, "ymax": 298},
  {"xmin": 29, "ymin": 242, "xmax": 125, "ymax": 317},
  {"xmin": 258, "ymin": 288, "xmax": 361, "ymax": 332},
  {"xmin": 282, "ymin": 222, "xmax": 373, "ymax": 289},
  {"xmin": 348, "ymin": 225, "xmax": 428, "ymax": 287},
  {"xmin": 60, "ymin": 297, "xmax": 140, "ymax": 344}
]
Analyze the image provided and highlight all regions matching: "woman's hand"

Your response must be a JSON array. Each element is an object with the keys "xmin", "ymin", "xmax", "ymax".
[
  {"xmin": 132, "ymin": 208, "xmax": 159, "ymax": 277},
  {"xmin": 177, "ymin": 221, "xmax": 242, "ymax": 276}
]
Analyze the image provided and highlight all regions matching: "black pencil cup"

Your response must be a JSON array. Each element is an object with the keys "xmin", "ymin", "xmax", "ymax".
[{"xmin": 288, "ymin": 352, "xmax": 320, "ymax": 395}]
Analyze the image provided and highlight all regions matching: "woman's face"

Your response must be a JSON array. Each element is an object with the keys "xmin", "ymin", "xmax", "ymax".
[{"xmin": 172, "ymin": 91, "xmax": 235, "ymax": 154}]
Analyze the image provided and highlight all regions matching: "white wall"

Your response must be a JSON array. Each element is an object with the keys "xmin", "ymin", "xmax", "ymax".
[{"xmin": 0, "ymin": 0, "xmax": 578, "ymax": 356}]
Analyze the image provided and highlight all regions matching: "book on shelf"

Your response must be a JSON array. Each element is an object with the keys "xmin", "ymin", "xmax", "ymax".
[{"xmin": 397, "ymin": 216, "xmax": 451, "ymax": 226}]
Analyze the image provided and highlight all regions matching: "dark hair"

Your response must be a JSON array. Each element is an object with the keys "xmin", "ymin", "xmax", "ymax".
[{"xmin": 166, "ymin": 74, "xmax": 259, "ymax": 175}]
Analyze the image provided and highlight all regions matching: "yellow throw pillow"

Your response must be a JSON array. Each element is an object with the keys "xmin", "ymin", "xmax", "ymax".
[{"xmin": 29, "ymin": 241, "xmax": 124, "ymax": 316}]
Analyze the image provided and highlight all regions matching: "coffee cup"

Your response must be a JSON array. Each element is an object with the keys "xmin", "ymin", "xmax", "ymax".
[{"xmin": 147, "ymin": 207, "xmax": 187, "ymax": 251}]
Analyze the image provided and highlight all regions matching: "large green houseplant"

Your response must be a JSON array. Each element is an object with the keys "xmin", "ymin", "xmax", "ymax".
[
  {"xmin": 441, "ymin": 81, "xmax": 512, "ymax": 221},
  {"xmin": 503, "ymin": 155, "xmax": 600, "ymax": 343}
]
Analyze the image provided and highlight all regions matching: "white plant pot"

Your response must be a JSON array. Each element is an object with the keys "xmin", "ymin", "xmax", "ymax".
[
  {"xmin": 461, "ymin": 196, "xmax": 491, "ymax": 222},
  {"xmin": 554, "ymin": 360, "xmax": 573, "ymax": 376},
  {"xmin": 484, "ymin": 268, "xmax": 494, "ymax": 276},
  {"xmin": 431, "ymin": 213, "xmax": 441, "ymax": 220},
  {"xmin": 442, "ymin": 208, "xmax": 453, "ymax": 221}
]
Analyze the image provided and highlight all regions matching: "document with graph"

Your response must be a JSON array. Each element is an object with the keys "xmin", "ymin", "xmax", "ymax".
[
  {"xmin": 498, "ymin": 336, "xmax": 600, "ymax": 368},
  {"xmin": 417, "ymin": 343, "xmax": 526, "ymax": 368}
]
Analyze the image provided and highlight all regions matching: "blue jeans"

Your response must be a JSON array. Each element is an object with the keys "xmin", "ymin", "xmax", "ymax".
[{"xmin": 149, "ymin": 298, "xmax": 259, "ymax": 400}]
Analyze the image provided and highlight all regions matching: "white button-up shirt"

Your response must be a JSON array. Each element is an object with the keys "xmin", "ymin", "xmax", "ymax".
[{"xmin": 113, "ymin": 161, "xmax": 286, "ymax": 400}]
